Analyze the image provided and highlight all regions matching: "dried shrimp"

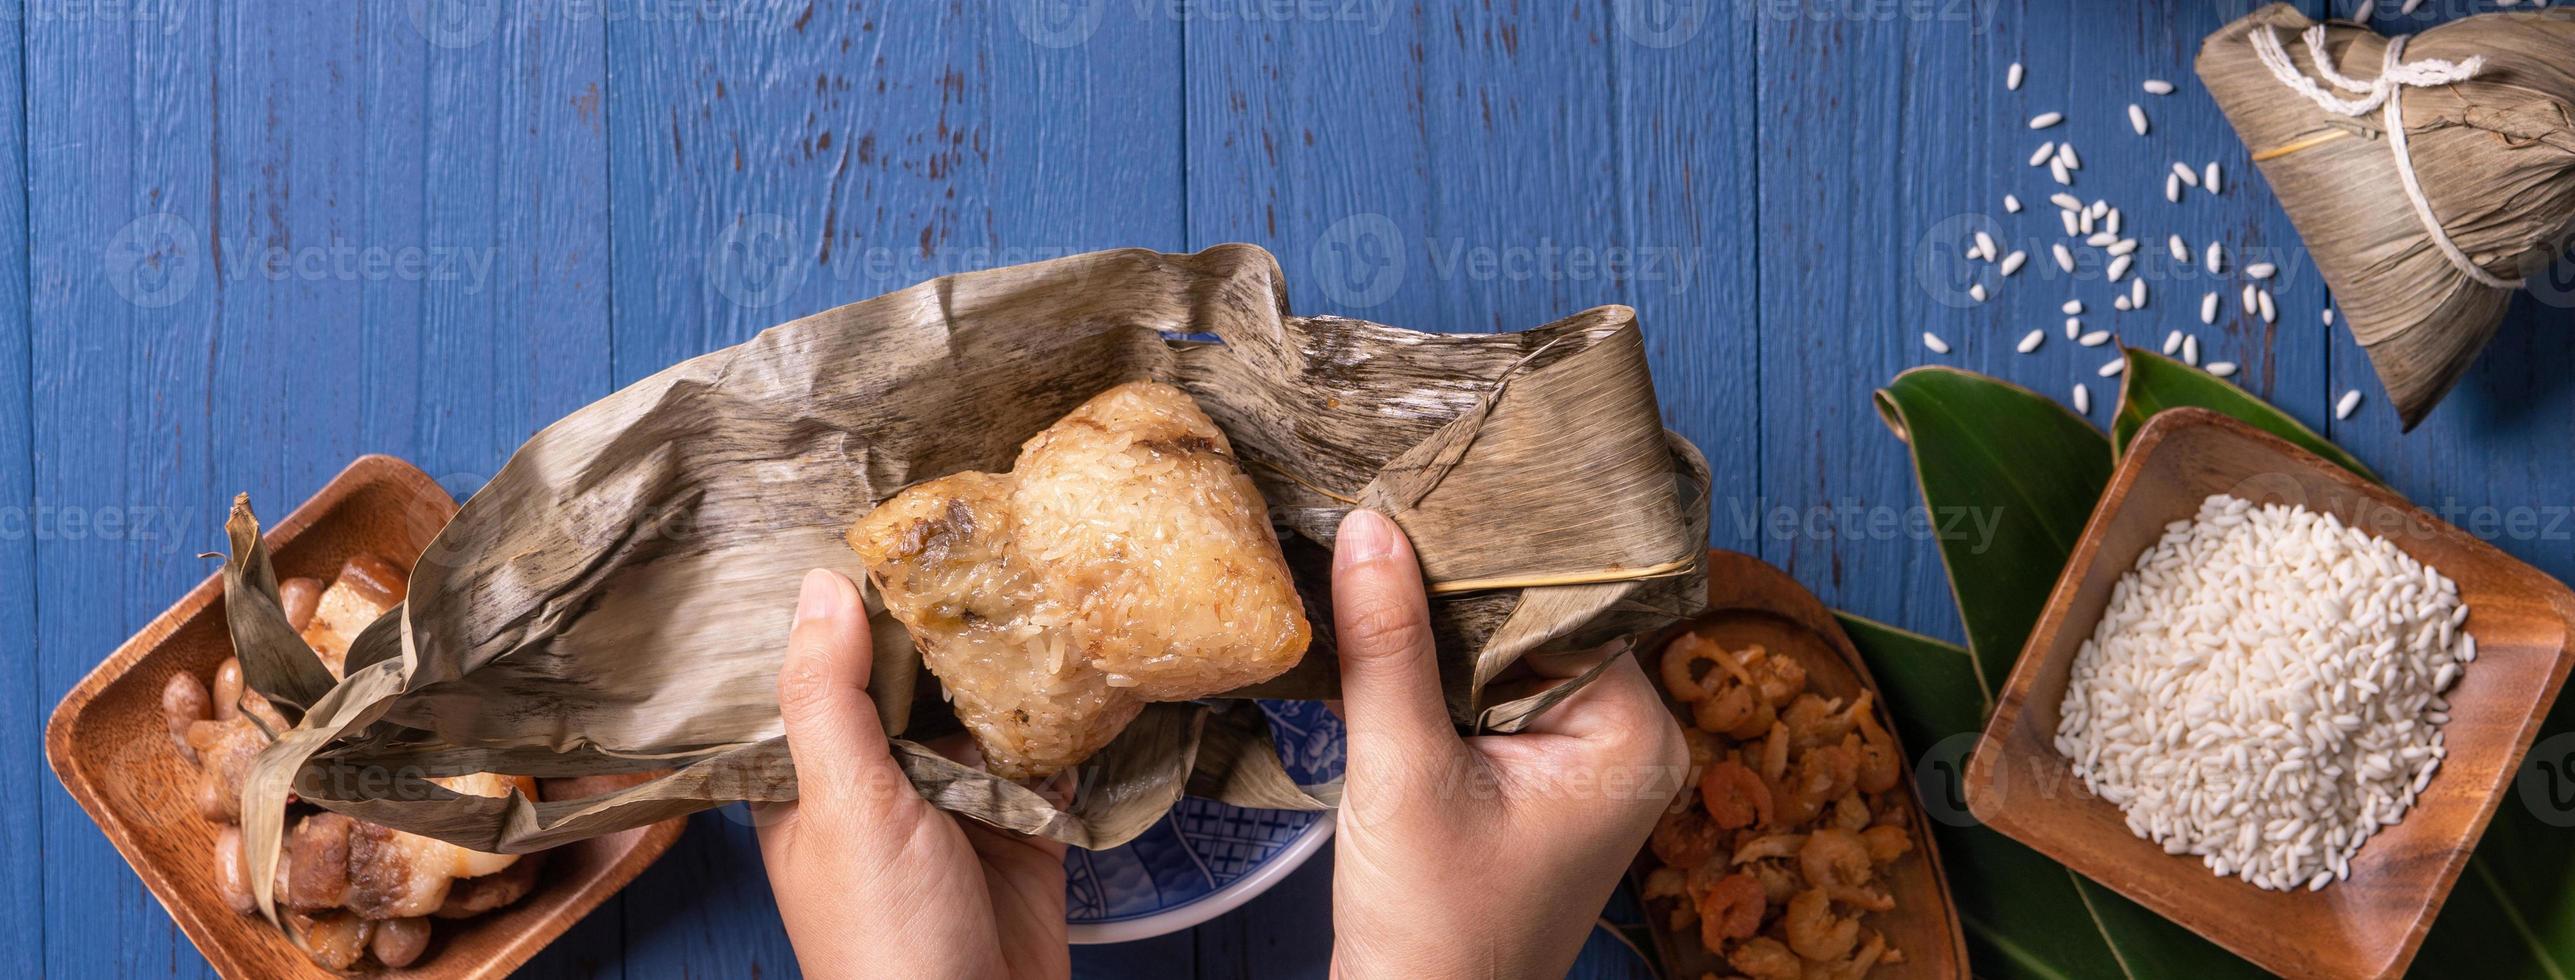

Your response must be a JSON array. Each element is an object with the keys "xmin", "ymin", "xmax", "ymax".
[{"xmin": 1643, "ymin": 629, "xmax": 1920, "ymax": 977}]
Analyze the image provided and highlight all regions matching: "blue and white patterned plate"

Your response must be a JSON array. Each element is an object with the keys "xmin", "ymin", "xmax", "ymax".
[{"xmin": 1064, "ymin": 700, "xmax": 1344, "ymax": 944}]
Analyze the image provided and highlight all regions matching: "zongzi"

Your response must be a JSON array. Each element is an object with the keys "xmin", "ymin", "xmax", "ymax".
[{"xmin": 846, "ymin": 380, "xmax": 1311, "ymax": 779}]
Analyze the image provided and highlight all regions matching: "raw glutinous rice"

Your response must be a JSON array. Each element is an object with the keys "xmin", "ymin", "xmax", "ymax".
[{"xmin": 2055, "ymin": 494, "xmax": 2472, "ymax": 893}]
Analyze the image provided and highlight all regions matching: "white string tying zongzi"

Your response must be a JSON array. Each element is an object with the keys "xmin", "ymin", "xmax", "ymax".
[{"xmin": 2251, "ymin": 25, "xmax": 2527, "ymax": 290}]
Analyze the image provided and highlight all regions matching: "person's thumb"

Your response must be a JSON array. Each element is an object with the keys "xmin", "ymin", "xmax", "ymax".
[
  {"xmin": 1330, "ymin": 509, "xmax": 1461, "ymax": 764},
  {"xmin": 775, "ymin": 568, "xmax": 907, "ymax": 818}
]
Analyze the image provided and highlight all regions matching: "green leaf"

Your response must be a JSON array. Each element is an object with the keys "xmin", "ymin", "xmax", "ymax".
[
  {"xmin": 1861, "ymin": 367, "xmax": 2265, "ymax": 979},
  {"xmin": 2408, "ymin": 686, "xmax": 2575, "ymax": 980},
  {"xmin": 1840, "ymin": 614, "xmax": 2265, "ymax": 980},
  {"xmin": 2110, "ymin": 348, "xmax": 2377, "ymax": 482},
  {"xmin": 1874, "ymin": 367, "xmax": 2112, "ymax": 700}
]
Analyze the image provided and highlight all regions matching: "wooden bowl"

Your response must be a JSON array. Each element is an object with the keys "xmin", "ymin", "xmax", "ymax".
[
  {"xmin": 1965, "ymin": 408, "xmax": 2575, "ymax": 980},
  {"xmin": 44, "ymin": 455, "xmax": 689, "ymax": 979},
  {"xmin": 1630, "ymin": 549, "xmax": 1972, "ymax": 979}
]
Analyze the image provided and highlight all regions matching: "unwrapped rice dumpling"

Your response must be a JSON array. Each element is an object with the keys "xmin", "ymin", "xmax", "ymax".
[{"xmin": 846, "ymin": 381, "xmax": 1311, "ymax": 779}]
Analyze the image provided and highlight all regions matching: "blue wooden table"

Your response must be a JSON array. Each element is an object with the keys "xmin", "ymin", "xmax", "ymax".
[{"xmin": 6, "ymin": 1, "xmax": 2568, "ymax": 976}]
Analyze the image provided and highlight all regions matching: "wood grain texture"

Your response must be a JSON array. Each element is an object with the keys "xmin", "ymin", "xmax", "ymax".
[
  {"xmin": 42, "ymin": 455, "xmax": 684, "ymax": 980},
  {"xmin": 0, "ymin": 0, "xmax": 39, "ymax": 972},
  {"xmin": 601, "ymin": 4, "xmax": 1186, "ymax": 976},
  {"xmin": 1754, "ymin": 0, "xmax": 2333, "ymax": 634},
  {"xmin": 22, "ymin": 2, "xmax": 618, "ymax": 975},
  {"xmin": 1609, "ymin": 0, "xmax": 1763, "ymax": 556},
  {"xmin": 1970, "ymin": 408, "xmax": 2575, "ymax": 980}
]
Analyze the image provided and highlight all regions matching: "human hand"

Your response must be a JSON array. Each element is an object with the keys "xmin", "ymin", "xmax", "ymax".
[
  {"xmin": 758, "ymin": 568, "xmax": 1070, "ymax": 980},
  {"xmin": 1326, "ymin": 509, "xmax": 1689, "ymax": 979}
]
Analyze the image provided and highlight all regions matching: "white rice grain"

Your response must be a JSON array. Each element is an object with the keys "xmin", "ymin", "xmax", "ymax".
[
  {"xmin": 2169, "ymin": 234, "xmax": 2190, "ymax": 264},
  {"xmin": 2163, "ymin": 329, "xmax": 2184, "ymax": 355},
  {"xmin": 2247, "ymin": 261, "xmax": 2278, "ymax": 280},
  {"xmin": 2056, "ymin": 494, "xmax": 2470, "ymax": 892},
  {"xmin": 2143, "ymin": 79, "xmax": 2176, "ymax": 95},
  {"xmin": 2098, "ymin": 358, "xmax": 2126, "ymax": 377},
  {"xmin": 2032, "ymin": 141, "xmax": 2059, "ymax": 167},
  {"xmin": 2031, "ymin": 111, "xmax": 2065, "ymax": 129},
  {"xmin": 2259, "ymin": 289, "xmax": 2277, "ymax": 324},
  {"xmin": 2020, "ymin": 329, "xmax": 2047, "ymax": 354},
  {"xmin": 2206, "ymin": 161, "xmax": 2223, "ymax": 193},
  {"xmin": 2054, "ymin": 243, "xmax": 2076, "ymax": 273},
  {"xmin": 2166, "ymin": 174, "xmax": 2182, "ymax": 203},
  {"xmin": 2131, "ymin": 278, "xmax": 2148, "ymax": 310},
  {"xmin": 2081, "ymin": 330, "xmax": 2112, "ymax": 347},
  {"xmin": 2009, "ymin": 61, "xmax": 2025, "ymax": 91},
  {"xmin": 2074, "ymin": 383, "xmax": 2092, "ymax": 414},
  {"xmin": 1923, "ymin": 331, "xmax": 1951, "ymax": 354},
  {"xmin": 2067, "ymin": 317, "xmax": 2082, "ymax": 339},
  {"xmin": 2184, "ymin": 334, "xmax": 2200, "ymax": 366},
  {"xmin": 2201, "ymin": 292, "xmax": 2221, "ymax": 325},
  {"xmin": 2005, "ymin": 194, "xmax": 2023, "ymax": 213},
  {"xmin": 2173, "ymin": 161, "xmax": 2200, "ymax": 187},
  {"xmin": 2208, "ymin": 361, "xmax": 2239, "ymax": 378},
  {"xmin": 2108, "ymin": 254, "xmax": 2133, "ymax": 281},
  {"xmin": 2130, "ymin": 104, "xmax": 2150, "ymax": 135},
  {"xmin": 1970, "ymin": 282, "xmax": 1989, "ymax": 303},
  {"xmin": 2206, "ymin": 241, "xmax": 2226, "ymax": 275},
  {"xmin": 2062, "ymin": 299, "xmax": 2084, "ymax": 315},
  {"xmin": 2059, "ymin": 142, "xmax": 2081, "ymax": 170},
  {"xmin": 2001, "ymin": 251, "xmax": 2029, "ymax": 276},
  {"xmin": 2337, "ymin": 389, "xmax": 2365, "ymax": 419}
]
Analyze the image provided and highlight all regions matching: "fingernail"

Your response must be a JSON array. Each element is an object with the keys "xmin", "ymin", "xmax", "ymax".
[
  {"xmin": 796, "ymin": 568, "xmax": 852, "ymax": 624},
  {"xmin": 1336, "ymin": 509, "xmax": 1397, "ymax": 569}
]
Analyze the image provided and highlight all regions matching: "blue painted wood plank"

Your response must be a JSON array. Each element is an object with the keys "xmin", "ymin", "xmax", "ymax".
[
  {"xmin": 1751, "ymin": 1, "xmax": 2331, "ymax": 637},
  {"xmin": 27, "ymin": 2, "xmax": 230, "ymax": 971},
  {"xmin": 1606, "ymin": 0, "xmax": 1764, "ymax": 554},
  {"xmin": 25, "ymin": 3, "xmax": 617, "ymax": 975},
  {"xmin": 1182, "ymin": 6, "xmax": 1663, "ymax": 976},
  {"xmin": 1182, "ymin": 3, "xmax": 1632, "ymax": 335},
  {"xmin": 0, "ymin": 0, "xmax": 42, "ymax": 972},
  {"xmin": 603, "ymin": 5, "xmax": 1185, "ymax": 976}
]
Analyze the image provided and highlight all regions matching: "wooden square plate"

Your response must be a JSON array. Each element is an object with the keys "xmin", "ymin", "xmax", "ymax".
[
  {"xmin": 45, "ymin": 455, "xmax": 688, "ymax": 979},
  {"xmin": 1965, "ymin": 408, "xmax": 2575, "ymax": 980}
]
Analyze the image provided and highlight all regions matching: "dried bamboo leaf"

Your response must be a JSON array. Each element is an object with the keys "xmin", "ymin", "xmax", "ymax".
[
  {"xmin": 218, "ymin": 497, "xmax": 337, "ymax": 722},
  {"xmin": 225, "ymin": 245, "xmax": 1705, "ymax": 888},
  {"xmin": 2198, "ymin": 4, "xmax": 2575, "ymax": 429}
]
